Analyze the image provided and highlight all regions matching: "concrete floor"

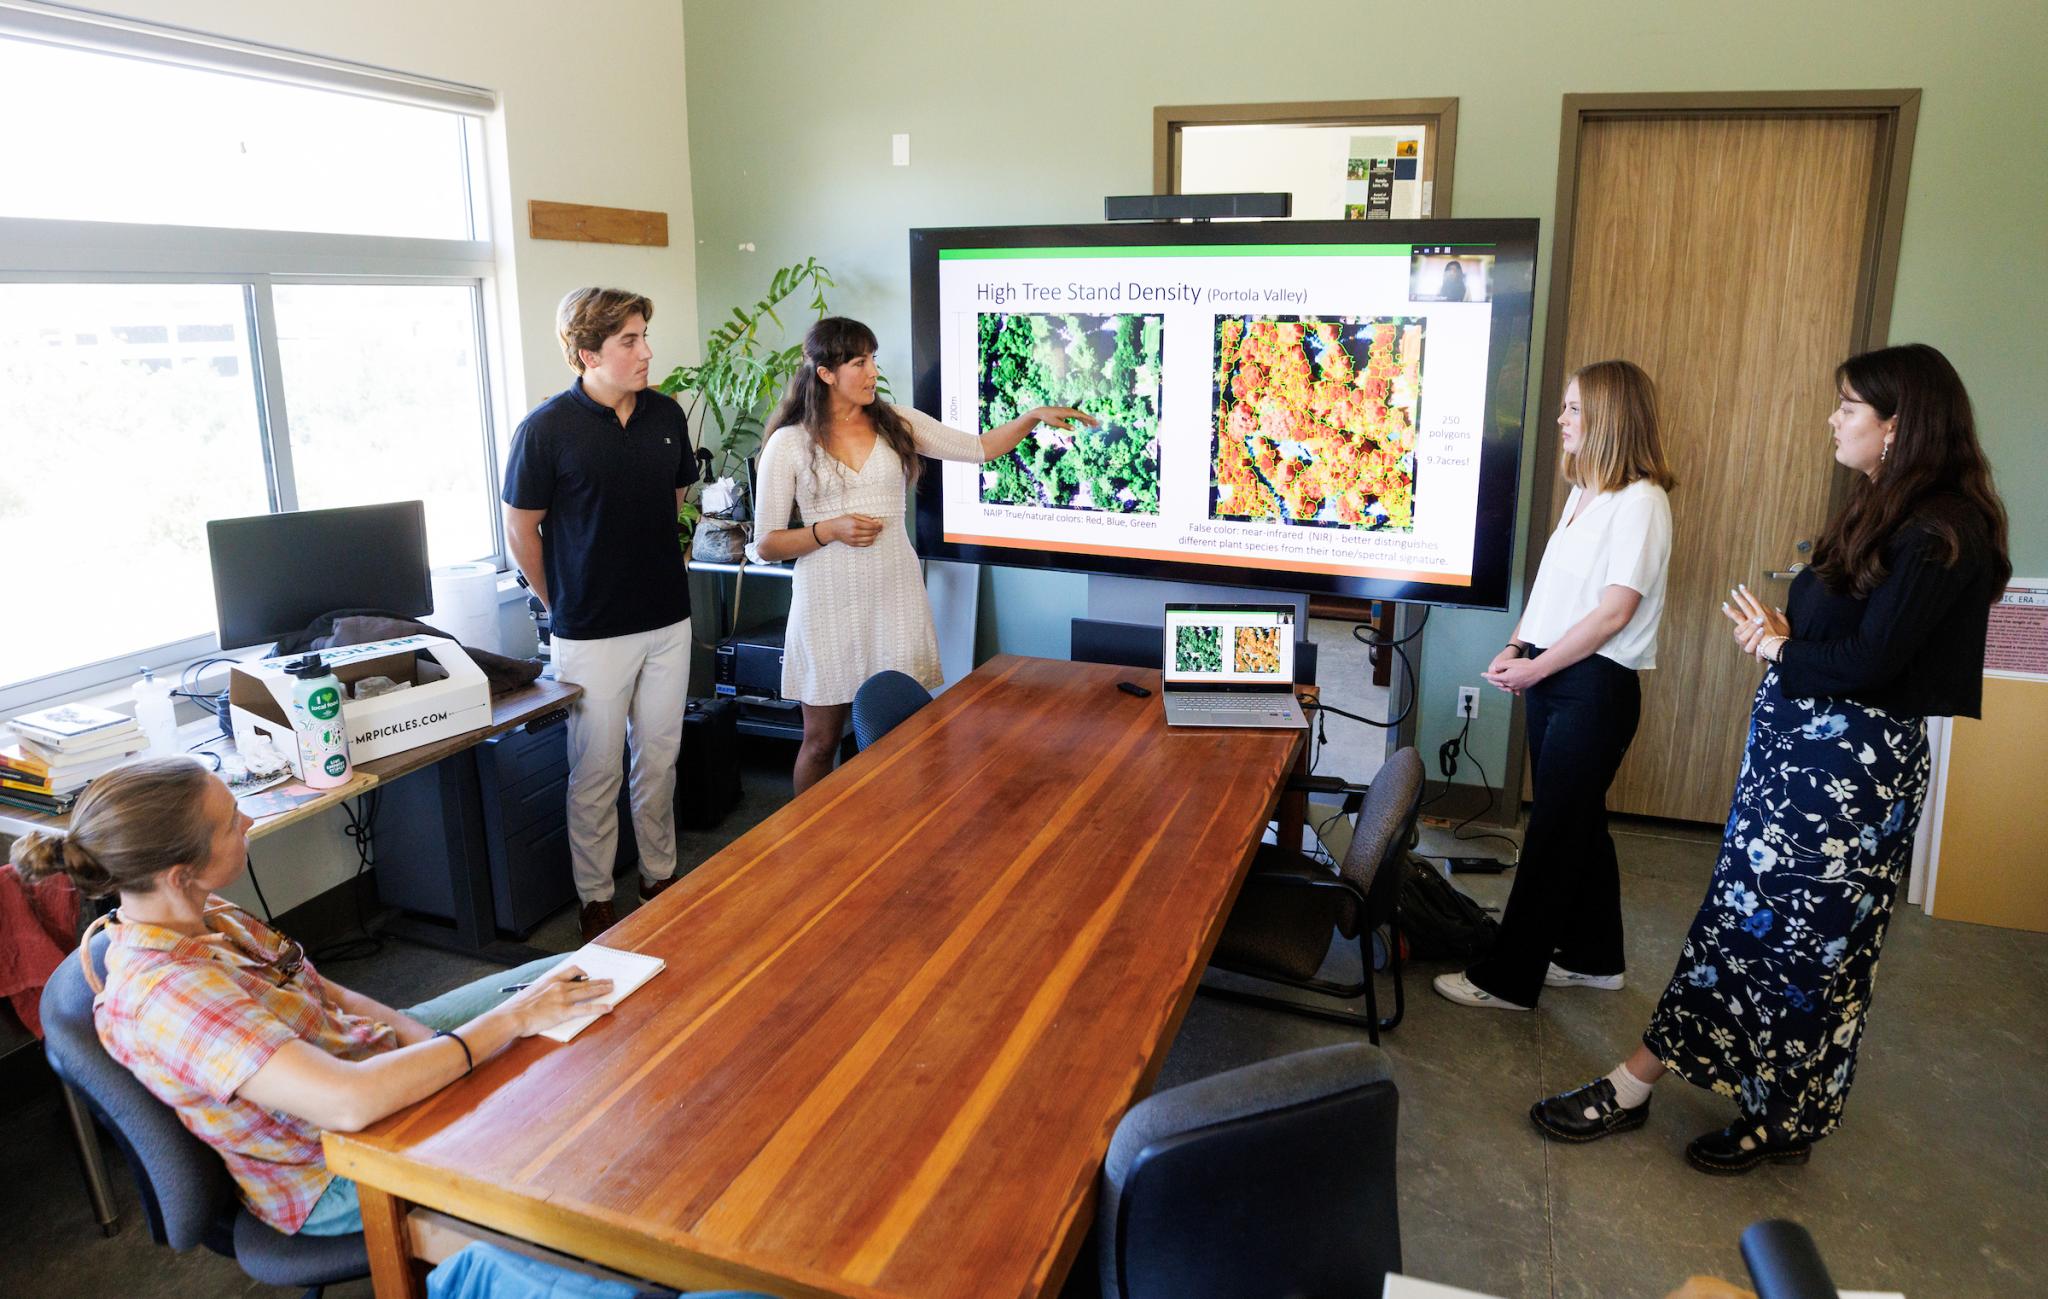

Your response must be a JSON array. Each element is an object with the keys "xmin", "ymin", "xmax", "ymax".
[{"xmin": 3, "ymin": 738, "xmax": 2043, "ymax": 1298}]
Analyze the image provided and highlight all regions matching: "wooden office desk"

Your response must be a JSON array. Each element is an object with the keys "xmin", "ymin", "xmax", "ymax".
[
  {"xmin": 1, "ymin": 681, "xmax": 582, "ymax": 961},
  {"xmin": 0, "ymin": 680, "xmax": 579, "ymax": 843},
  {"xmin": 326, "ymin": 654, "xmax": 1304, "ymax": 1298}
]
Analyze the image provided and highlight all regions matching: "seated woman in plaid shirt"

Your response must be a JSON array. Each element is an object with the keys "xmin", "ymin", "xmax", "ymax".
[{"xmin": 12, "ymin": 757, "xmax": 614, "ymax": 1237}]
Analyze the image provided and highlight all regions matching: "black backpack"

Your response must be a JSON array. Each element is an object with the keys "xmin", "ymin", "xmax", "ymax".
[{"xmin": 1397, "ymin": 857, "xmax": 1500, "ymax": 960}]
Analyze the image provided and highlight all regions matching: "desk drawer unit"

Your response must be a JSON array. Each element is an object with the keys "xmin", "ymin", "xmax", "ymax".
[
  {"xmin": 476, "ymin": 722, "xmax": 578, "ymax": 935},
  {"xmin": 372, "ymin": 719, "xmax": 636, "ymax": 939}
]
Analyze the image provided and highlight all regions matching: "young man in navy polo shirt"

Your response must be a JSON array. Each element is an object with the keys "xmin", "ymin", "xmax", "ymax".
[{"xmin": 503, "ymin": 288, "xmax": 697, "ymax": 940}]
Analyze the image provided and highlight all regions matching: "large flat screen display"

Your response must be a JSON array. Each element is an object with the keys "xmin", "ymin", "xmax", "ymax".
[{"xmin": 909, "ymin": 219, "xmax": 1536, "ymax": 609}]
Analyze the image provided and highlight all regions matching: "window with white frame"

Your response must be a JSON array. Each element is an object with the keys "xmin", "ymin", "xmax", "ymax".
[{"xmin": 0, "ymin": 5, "xmax": 506, "ymax": 708}]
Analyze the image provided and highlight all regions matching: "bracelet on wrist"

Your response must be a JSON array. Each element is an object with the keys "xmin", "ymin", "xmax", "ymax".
[
  {"xmin": 435, "ymin": 1028, "xmax": 473, "ymax": 1074},
  {"xmin": 811, "ymin": 522, "xmax": 824, "ymax": 548}
]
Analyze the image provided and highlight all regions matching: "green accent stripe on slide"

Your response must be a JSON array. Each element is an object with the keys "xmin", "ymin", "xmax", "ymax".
[{"xmin": 938, "ymin": 244, "xmax": 1417, "ymax": 260}]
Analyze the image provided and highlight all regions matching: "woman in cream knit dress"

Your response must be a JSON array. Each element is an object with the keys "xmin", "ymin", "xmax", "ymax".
[{"xmin": 747, "ymin": 317, "xmax": 1093, "ymax": 793}]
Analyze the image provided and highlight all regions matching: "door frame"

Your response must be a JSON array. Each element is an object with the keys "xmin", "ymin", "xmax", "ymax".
[
  {"xmin": 1507, "ymin": 89, "xmax": 1922, "ymax": 819},
  {"xmin": 1153, "ymin": 97, "xmax": 1459, "ymax": 213}
]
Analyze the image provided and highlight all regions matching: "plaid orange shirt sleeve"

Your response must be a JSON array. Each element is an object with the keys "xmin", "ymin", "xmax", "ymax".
[{"xmin": 135, "ymin": 961, "xmax": 301, "ymax": 1101}]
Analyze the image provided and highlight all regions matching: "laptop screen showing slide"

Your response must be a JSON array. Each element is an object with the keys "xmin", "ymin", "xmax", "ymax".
[{"xmin": 1160, "ymin": 603, "xmax": 1307, "ymax": 728}]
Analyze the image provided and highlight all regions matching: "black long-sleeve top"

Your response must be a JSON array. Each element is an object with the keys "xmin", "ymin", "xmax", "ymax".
[{"xmin": 1775, "ymin": 501, "xmax": 1995, "ymax": 719}]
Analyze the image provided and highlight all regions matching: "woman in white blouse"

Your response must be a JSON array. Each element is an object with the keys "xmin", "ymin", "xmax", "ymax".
[
  {"xmin": 747, "ymin": 317, "xmax": 1094, "ymax": 793},
  {"xmin": 1433, "ymin": 358, "xmax": 1676, "ymax": 1011}
]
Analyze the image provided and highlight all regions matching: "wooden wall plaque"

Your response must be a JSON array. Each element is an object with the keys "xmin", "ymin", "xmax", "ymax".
[{"xmin": 528, "ymin": 200, "xmax": 668, "ymax": 246}]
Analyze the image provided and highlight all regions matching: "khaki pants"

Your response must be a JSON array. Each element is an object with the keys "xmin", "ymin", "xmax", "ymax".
[{"xmin": 551, "ymin": 617, "xmax": 690, "ymax": 903}]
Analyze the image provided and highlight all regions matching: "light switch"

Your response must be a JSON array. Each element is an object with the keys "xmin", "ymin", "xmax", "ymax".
[{"xmin": 891, "ymin": 133, "xmax": 910, "ymax": 167}]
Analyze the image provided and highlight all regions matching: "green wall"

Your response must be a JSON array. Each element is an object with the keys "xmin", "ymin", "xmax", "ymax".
[{"xmin": 683, "ymin": 0, "xmax": 2048, "ymax": 802}]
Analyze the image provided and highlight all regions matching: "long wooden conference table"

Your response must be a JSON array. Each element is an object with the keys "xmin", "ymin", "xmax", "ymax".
[{"xmin": 326, "ymin": 654, "xmax": 1306, "ymax": 1298}]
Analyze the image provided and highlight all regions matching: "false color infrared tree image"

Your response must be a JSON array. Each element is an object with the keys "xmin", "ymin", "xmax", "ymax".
[
  {"xmin": 978, "ymin": 312, "xmax": 1164, "ymax": 513},
  {"xmin": 1233, "ymin": 626, "xmax": 1283, "ymax": 674},
  {"xmin": 1210, "ymin": 315, "xmax": 1423, "ymax": 530}
]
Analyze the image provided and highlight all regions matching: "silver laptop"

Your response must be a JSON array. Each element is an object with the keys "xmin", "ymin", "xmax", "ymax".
[{"xmin": 1161, "ymin": 603, "xmax": 1308, "ymax": 729}]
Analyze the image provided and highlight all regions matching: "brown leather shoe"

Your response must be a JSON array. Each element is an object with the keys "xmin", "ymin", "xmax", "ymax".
[
  {"xmin": 639, "ymin": 873, "xmax": 677, "ymax": 902},
  {"xmin": 578, "ymin": 899, "xmax": 617, "ymax": 942}
]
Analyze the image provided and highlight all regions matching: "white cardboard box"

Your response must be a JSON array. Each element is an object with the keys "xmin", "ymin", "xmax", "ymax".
[{"xmin": 229, "ymin": 635, "xmax": 492, "ymax": 778}]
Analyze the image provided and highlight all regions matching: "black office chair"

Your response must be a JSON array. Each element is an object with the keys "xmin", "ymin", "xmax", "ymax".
[
  {"xmin": 40, "ymin": 935, "xmax": 369, "ymax": 1298},
  {"xmin": 1069, "ymin": 618, "xmax": 1318, "ymax": 685},
  {"xmin": 851, "ymin": 670, "xmax": 933, "ymax": 752},
  {"xmin": 1203, "ymin": 747, "xmax": 1425, "ymax": 1043},
  {"xmin": 1094, "ymin": 1042, "xmax": 1400, "ymax": 1299},
  {"xmin": 1741, "ymin": 1219, "xmax": 1842, "ymax": 1298}
]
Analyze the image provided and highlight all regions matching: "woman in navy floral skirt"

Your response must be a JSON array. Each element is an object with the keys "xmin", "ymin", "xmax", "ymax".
[{"xmin": 1530, "ymin": 343, "xmax": 2009, "ymax": 1175}]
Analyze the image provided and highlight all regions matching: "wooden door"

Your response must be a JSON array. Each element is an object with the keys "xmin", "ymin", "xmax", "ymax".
[{"xmin": 1554, "ymin": 114, "xmax": 1883, "ymax": 822}]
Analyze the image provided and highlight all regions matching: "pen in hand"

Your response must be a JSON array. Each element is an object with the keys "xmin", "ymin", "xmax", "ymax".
[{"xmin": 498, "ymin": 973, "xmax": 589, "ymax": 995}]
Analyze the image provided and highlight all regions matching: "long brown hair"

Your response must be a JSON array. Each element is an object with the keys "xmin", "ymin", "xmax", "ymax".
[
  {"xmin": 1809, "ymin": 343, "xmax": 2010, "ymax": 600},
  {"xmin": 764, "ymin": 317, "xmax": 920, "ymax": 488},
  {"xmin": 1561, "ymin": 359, "xmax": 1678, "ymax": 495},
  {"xmin": 10, "ymin": 757, "xmax": 217, "ymax": 899}
]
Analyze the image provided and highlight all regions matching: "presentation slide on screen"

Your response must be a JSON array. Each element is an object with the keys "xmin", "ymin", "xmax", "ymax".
[
  {"xmin": 934, "ymin": 243, "xmax": 1499, "ymax": 586},
  {"xmin": 1163, "ymin": 607, "xmax": 1296, "ymax": 684}
]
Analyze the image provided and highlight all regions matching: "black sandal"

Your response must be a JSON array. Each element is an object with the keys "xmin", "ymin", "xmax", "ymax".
[
  {"xmin": 1530, "ymin": 1077, "xmax": 1651, "ymax": 1143},
  {"xmin": 1684, "ymin": 1123, "xmax": 1812, "ymax": 1175}
]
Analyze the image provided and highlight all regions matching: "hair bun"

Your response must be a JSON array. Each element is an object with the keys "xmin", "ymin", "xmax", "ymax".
[
  {"xmin": 11, "ymin": 828, "xmax": 114, "ymax": 896},
  {"xmin": 11, "ymin": 829, "xmax": 69, "ymax": 881}
]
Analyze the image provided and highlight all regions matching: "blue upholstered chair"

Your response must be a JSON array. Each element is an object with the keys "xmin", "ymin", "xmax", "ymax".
[
  {"xmin": 1094, "ymin": 1042, "xmax": 1401, "ymax": 1299},
  {"xmin": 40, "ymin": 934, "xmax": 369, "ymax": 1299},
  {"xmin": 851, "ymin": 670, "xmax": 933, "ymax": 752}
]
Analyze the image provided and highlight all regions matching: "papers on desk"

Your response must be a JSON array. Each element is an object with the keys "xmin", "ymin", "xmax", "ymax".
[{"xmin": 539, "ymin": 943, "xmax": 666, "ymax": 1043}]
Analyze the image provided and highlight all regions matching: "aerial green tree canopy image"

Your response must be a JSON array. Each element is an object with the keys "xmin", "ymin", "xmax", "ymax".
[
  {"xmin": 1174, "ymin": 624, "xmax": 1222, "ymax": 674},
  {"xmin": 977, "ymin": 312, "xmax": 1163, "ymax": 514}
]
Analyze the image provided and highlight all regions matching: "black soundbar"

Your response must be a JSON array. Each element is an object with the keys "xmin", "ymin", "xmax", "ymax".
[{"xmin": 1103, "ymin": 192, "xmax": 1293, "ymax": 222}]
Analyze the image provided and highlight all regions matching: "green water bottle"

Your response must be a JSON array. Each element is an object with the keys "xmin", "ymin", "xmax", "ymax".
[{"xmin": 284, "ymin": 654, "xmax": 352, "ymax": 789}]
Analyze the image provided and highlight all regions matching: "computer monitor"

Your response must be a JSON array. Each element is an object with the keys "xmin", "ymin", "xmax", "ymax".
[{"xmin": 206, "ymin": 501, "xmax": 434, "ymax": 651}]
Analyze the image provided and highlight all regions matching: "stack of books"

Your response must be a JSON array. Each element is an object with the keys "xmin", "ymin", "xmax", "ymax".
[{"xmin": 1, "ymin": 703, "xmax": 149, "ymax": 816}]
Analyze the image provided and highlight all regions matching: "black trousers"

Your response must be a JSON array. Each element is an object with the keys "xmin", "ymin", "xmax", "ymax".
[{"xmin": 1466, "ymin": 650, "xmax": 1641, "ymax": 1007}]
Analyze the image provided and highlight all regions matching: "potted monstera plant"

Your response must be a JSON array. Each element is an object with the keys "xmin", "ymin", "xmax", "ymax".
[{"xmin": 660, "ymin": 257, "xmax": 835, "ymax": 563}]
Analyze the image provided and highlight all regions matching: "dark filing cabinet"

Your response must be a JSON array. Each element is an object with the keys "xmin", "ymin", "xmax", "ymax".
[
  {"xmin": 374, "ymin": 716, "xmax": 636, "ymax": 939},
  {"xmin": 474, "ymin": 716, "xmax": 585, "ymax": 935}
]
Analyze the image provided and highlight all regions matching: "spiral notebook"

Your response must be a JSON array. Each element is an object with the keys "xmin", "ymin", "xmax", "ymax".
[{"xmin": 539, "ymin": 943, "xmax": 666, "ymax": 1043}]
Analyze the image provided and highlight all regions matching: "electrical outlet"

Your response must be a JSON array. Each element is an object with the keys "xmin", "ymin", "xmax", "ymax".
[{"xmin": 1457, "ymin": 686, "xmax": 1480, "ymax": 719}]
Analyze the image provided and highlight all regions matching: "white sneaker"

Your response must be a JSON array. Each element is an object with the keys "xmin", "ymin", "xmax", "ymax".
[
  {"xmin": 1431, "ymin": 972, "xmax": 1531, "ymax": 1010},
  {"xmin": 1545, "ymin": 963, "xmax": 1625, "ymax": 991}
]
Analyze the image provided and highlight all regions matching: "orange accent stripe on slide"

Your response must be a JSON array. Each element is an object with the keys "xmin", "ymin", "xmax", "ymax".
[{"xmin": 942, "ymin": 532, "xmax": 1471, "ymax": 585}]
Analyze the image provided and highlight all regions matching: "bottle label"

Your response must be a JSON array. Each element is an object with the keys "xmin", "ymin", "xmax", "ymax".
[
  {"xmin": 306, "ymin": 685, "xmax": 342, "ymax": 720},
  {"xmin": 323, "ymin": 754, "xmax": 348, "ymax": 777}
]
